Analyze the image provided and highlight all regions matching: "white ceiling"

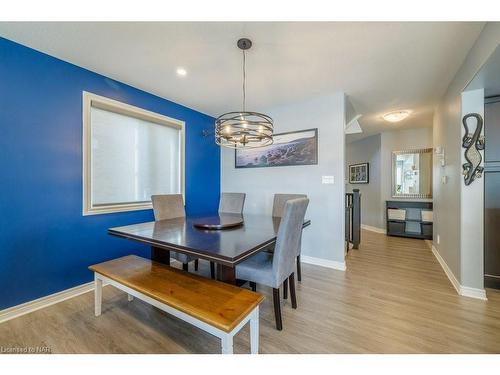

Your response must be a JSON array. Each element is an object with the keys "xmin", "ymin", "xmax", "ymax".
[{"xmin": 0, "ymin": 22, "xmax": 485, "ymax": 139}]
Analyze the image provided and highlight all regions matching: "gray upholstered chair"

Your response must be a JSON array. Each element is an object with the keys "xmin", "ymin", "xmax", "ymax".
[
  {"xmin": 272, "ymin": 193, "xmax": 307, "ymax": 217},
  {"xmin": 273, "ymin": 193, "xmax": 307, "ymax": 284},
  {"xmin": 236, "ymin": 198, "xmax": 309, "ymax": 330},
  {"xmin": 219, "ymin": 192, "xmax": 246, "ymax": 214},
  {"xmin": 151, "ymin": 194, "xmax": 198, "ymax": 272}
]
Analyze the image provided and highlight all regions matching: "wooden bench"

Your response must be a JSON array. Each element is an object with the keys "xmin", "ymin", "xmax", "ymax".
[{"xmin": 88, "ymin": 255, "xmax": 264, "ymax": 354}]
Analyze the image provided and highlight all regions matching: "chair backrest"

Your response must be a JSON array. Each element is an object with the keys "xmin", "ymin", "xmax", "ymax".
[
  {"xmin": 272, "ymin": 193, "xmax": 307, "ymax": 217},
  {"xmin": 272, "ymin": 198, "xmax": 309, "ymax": 286},
  {"xmin": 151, "ymin": 194, "xmax": 185, "ymax": 221},
  {"xmin": 218, "ymin": 192, "xmax": 246, "ymax": 214}
]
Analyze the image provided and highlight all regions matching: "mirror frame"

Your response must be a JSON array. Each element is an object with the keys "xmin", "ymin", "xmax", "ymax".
[{"xmin": 391, "ymin": 148, "xmax": 433, "ymax": 199}]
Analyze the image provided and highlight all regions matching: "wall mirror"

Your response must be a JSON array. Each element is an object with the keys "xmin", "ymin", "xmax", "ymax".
[{"xmin": 392, "ymin": 148, "xmax": 433, "ymax": 198}]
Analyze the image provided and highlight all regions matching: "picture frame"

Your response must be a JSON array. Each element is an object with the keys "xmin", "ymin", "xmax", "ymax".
[
  {"xmin": 235, "ymin": 128, "xmax": 318, "ymax": 169},
  {"xmin": 349, "ymin": 162, "xmax": 369, "ymax": 184}
]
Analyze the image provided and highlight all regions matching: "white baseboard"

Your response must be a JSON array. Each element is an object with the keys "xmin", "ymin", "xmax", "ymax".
[
  {"xmin": 460, "ymin": 286, "xmax": 488, "ymax": 300},
  {"xmin": 0, "ymin": 260, "xmax": 201, "ymax": 325},
  {"xmin": 0, "ymin": 281, "xmax": 96, "ymax": 324},
  {"xmin": 431, "ymin": 245, "xmax": 487, "ymax": 301},
  {"xmin": 0, "ymin": 256, "xmax": 347, "ymax": 324},
  {"xmin": 301, "ymin": 255, "xmax": 346, "ymax": 271},
  {"xmin": 431, "ymin": 245, "xmax": 461, "ymax": 294},
  {"xmin": 361, "ymin": 224, "xmax": 386, "ymax": 234}
]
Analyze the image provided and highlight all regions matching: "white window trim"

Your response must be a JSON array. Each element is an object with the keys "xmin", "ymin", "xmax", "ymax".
[{"xmin": 82, "ymin": 91, "xmax": 185, "ymax": 216}]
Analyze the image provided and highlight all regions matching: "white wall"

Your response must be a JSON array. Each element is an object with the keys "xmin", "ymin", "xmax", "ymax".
[
  {"xmin": 460, "ymin": 89, "xmax": 485, "ymax": 290},
  {"xmin": 433, "ymin": 23, "xmax": 500, "ymax": 290},
  {"xmin": 346, "ymin": 134, "xmax": 383, "ymax": 229},
  {"xmin": 221, "ymin": 93, "xmax": 346, "ymax": 267}
]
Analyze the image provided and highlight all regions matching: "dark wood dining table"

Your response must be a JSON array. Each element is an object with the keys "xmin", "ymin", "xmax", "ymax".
[{"xmin": 108, "ymin": 213, "xmax": 311, "ymax": 284}]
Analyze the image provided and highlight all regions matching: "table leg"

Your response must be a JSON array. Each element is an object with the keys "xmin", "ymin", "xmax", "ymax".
[
  {"xmin": 217, "ymin": 264, "xmax": 236, "ymax": 284},
  {"xmin": 151, "ymin": 246, "xmax": 170, "ymax": 266}
]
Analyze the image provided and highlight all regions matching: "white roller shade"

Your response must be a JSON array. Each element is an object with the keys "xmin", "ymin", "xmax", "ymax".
[{"xmin": 90, "ymin": 106, "xmax": 181, "ymax": 206}]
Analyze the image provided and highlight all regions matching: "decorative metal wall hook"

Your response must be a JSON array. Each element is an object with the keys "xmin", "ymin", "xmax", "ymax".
[{"xmin": 462, "ymin": 113, "xmax": 485, "ymax": 186}]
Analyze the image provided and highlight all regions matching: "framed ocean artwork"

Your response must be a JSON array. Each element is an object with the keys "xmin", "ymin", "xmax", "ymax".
[{"xmin": 235, "ymin": 128, "xmax": 318, "ymax": 168}]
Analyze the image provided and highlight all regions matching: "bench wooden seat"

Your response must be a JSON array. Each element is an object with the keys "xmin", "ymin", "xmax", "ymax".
[{"xmin": 89, "ymin": 255, "xmax": 264, "ymax": 354}]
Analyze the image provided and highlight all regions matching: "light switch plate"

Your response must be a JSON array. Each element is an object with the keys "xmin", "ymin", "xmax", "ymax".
[{"xmin": 322, "ymin": 175, "xmax": 334, "ymax": 184}]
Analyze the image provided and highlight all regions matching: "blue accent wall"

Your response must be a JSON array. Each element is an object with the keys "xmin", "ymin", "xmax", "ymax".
[{"xmin": 0, "ymin": 37, "xmax": 220, "ymax": 310}]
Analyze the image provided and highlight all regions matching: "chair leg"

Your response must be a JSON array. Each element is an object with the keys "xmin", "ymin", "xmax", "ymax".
[
  {"xmin": 249, "ymin": 281, "xmax": 256, "ymax": 292},
  {"xmin": 194, "ymin": 259, "xmax": 199, "ymax": 271},
  {"xmin": 289, "ymin": 273, "xmax": 297, "ymax": 309},
  {"xmin": 182, "ymin": 263, "xmax": 189, "ymax": 271},
  {"xmin": 283, "ymin": 278, "xmax": 288, "ymax": 300},
  {"xmin": 297, "ymin": 255, "xmax": 302, "ymax": 282},
  {"xmin": 272, "ymin": 288, "xmax": 283, "ymax": 331},
  {"xmin": 210, "ymin": 262, "xmax": 216, "ymax": 279}
]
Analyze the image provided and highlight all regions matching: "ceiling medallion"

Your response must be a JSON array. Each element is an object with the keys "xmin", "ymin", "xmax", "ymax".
[{"xmin": 215, "ymin": 38, "xmax": 274, "ymax": 149}]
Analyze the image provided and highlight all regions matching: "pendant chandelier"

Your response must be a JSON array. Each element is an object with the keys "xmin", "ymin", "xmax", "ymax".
[{"xmin": 215, "ymin": 38, "xmax": 274, "ymax": 149}]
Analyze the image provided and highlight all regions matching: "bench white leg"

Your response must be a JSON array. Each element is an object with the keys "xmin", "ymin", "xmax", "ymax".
[
  {"xmin": 221, "ymin": 334, "xmax": 234, "ymax": 354},
  {"xmin": 250, "ymin": 306, "xmax": 259, "ymax": 354},
  {"xmin": 127, "ymin": 294, "xmax": 134, "ymax": 302},
  {"xmin": 94, "ymin": 275, "xmax": 102, "ymax": 317}
]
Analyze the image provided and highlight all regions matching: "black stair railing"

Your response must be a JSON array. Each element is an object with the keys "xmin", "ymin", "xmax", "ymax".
[{"xmin": 345, "ymin": 189, "xmax": 361, "ymax": 251}]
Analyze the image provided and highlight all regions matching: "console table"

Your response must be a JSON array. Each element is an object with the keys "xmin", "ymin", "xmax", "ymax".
[{"xmin": 386, "ymin": 201, "xmax": 433, "ymax": 240}]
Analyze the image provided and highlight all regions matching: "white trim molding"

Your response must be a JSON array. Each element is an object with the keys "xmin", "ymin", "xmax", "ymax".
[
  {"xmin": 0, "ymin": 282, "xmax": 95, "ymax": 324},
  {"xmin": 431, "ymin": 245, "xmax": 487, "ymax": 301},
  {"xmin": 301, "ymin": 255, "xmax": 346, "ymax": 271},
  {"xmin": 361, "ymin": 224, "xmax": 386, "ymax": 234},
  {"xmin": 0, "ymin": 261, "xmax": 192, "ymax": 324},
  {"xmin": 0, "ymin": 261, "xmax": 194, "ymax": 325},
  {"xmin": 460, "ymin": 286, "xmax": 488, "ymax": 300},
  {"xmin": 82, "ymin": 91, "xmax": 186, "ymax": 216},
  {"xmin": 431, "ymin": 245, "xmax": 461, "ymax": 294}
]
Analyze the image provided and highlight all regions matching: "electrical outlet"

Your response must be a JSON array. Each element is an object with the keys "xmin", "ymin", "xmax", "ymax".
[
  {"xmin": 322, "ymin": 175, "xmax": 334, "ymax": 184},
  {"xmin": 437, "ymin": 235, "xmax": 440, "ymax": 245}
]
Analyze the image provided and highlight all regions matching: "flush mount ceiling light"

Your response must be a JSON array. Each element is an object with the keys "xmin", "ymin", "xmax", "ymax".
[
  {"xmin": 214, "ymin": 38, "xmax": 274, "ymax": 149},
  {"xmin": 383, "ymin": 110, "xmax": 411, "ymax": 123},
  {"xmin": 176, "ymin": 67, "xmax": 187, "ymax": 76}
]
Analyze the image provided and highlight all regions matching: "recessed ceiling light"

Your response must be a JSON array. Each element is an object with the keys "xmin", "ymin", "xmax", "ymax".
[
  {"xmin": 383, "ymin": 110, "xmax": 411, "ymax": 123},
  {"xmin": 176, "ymin": 68, "xmax": 187, "ymax": 76}
]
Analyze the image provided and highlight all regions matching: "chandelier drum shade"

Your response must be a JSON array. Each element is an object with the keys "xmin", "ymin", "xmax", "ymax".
[
  {"xmin": 215, "ymin": 38, "xmax": 274, "ymax": 149},
  {"xmin": 215, "ymin": 111, "xmax": 273, "ymax": 148}
]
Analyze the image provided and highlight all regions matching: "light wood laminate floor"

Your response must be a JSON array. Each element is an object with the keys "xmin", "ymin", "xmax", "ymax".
[{"xmin": 1, "ymin": 230, "xmax": 500, "ymax": 353}]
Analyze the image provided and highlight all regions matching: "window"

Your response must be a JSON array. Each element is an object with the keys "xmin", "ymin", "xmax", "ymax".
[{"xmin": 83, "ymin": 92, "xmax": 184, "ymax": 215}]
